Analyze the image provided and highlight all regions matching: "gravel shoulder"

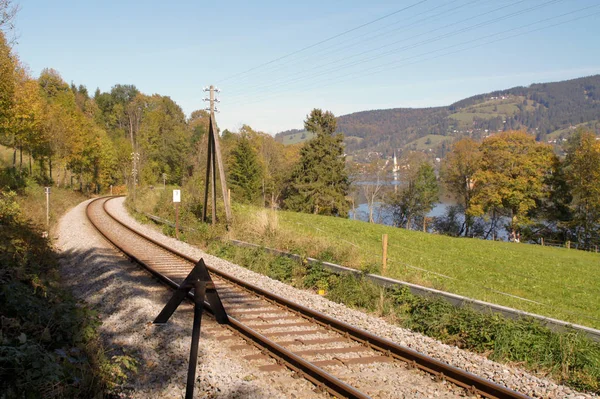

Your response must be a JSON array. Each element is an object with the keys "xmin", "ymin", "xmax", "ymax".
[
  {"xmin": 57, "ymin": 197, "xmax": 597, "ymax": 398},
  {"xmin": 56, "ymin": 199, "xmax": 324, "ymax": 398}
]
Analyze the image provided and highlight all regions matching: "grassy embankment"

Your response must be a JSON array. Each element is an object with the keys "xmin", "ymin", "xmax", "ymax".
[
  {"xmin": 0, "ymin": 146, "xmax": 135, "ymax": 397},
  {"xmin": 131, "ymin": 187, "xmax": 600, "ymax": 393}
]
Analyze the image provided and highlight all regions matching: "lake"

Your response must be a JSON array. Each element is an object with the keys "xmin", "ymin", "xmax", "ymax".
[{"xmin": 349, "ymin": 201, "xmax": 510, "ymax": 240}]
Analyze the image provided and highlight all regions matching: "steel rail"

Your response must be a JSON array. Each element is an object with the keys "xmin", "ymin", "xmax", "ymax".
[
  {"xmin": 89, "ymin": 196, "xmax": 530, "ymax": 399},
  {"xmin": 86, "ymin": 197, "xmax": 368, "ymax": 399}
]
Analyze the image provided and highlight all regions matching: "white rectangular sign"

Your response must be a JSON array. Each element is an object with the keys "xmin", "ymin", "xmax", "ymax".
[
  {"xmin": 44, "ymin": 187, "xmax": 51, "ymax": 194},
  {"xmin": 173, "ymin": 189, "xmax": 181, "ymax": 203}
]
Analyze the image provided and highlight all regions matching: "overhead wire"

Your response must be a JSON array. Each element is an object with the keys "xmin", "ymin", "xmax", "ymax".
[
  {"xmin": 226, "ymin": 0, "xmax": 562, "ymax": 104},
  {"xmin": 225, "ymin": 0, "xmax": 480, "ymax": 92},
  {"xmin": 224, "ymin": 5, "xmax": 599, "ymax": 108},
  {"xmin": 227, "ymin": 0, "xmax": 518, "ymax": 96},
  {"xmin": 217, "ymin": 0, "xmax": 429, "ymax": 84}
]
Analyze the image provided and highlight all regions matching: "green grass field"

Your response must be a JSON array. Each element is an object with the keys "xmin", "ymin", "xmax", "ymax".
[
  {"xmin": 280, "ymin": 130, "xmax": 315, "ymax": 145},
  {"xmin": 130, "ymin": 190, "xmax": 600, "ymax": 392},
  {"xmin": 405, "ymin": 134, "xmax": 450, "ymax": 151},
  {"xmin": 449, "ymin": 97, "xmax": 523, "ymax": 127},
  {"xmin": 231, "ymin": 205, "xmax": 600, "ymax": 330},
  {"xmin": 547, "ymin": 121, "xmax": 599, "ymax": 141}
]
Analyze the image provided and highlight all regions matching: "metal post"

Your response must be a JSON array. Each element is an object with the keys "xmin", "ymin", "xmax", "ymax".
[
  {"xmin": 154, "ymin": 260, "xmax": 227, "ymax": 399},
  {"xmin": 45, "ymin": 187, "xmax": 50, "ymax": 227},
  {"xmin": 175, "ymin": 202, "xmax": 180, "ymax": 240},
  {"xmin": 185, "ymin": 281, "xmax": 206, "ymax": 399},
  {"xmin": 131, "ymin": 152, "xmax": 139, "ymax": 204}
]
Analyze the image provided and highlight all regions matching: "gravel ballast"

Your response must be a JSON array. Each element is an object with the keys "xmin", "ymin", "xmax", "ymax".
[
  {"xmin": 57, "ymin": 199, "xmax": 324, "ymax": 398},
  {"xmin": 57, "ymin": 197, "xmax": 597, "ymax": 398}
]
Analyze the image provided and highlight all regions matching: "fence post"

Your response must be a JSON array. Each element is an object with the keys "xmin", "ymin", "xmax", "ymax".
[
  {"xmin": 382, "ymin": 234, "xmax": 388, "ymax": 275},
  {"xmin": 540, "ymin": 237, "xmax": 544, "ymax": 246},
  {"xmin": 566, "ymin": 240, "xmax": 570, "ymax": 249}
]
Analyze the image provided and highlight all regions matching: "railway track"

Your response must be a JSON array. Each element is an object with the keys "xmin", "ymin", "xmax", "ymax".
[{"xmin": 86, "ymin": 196, "xmax": 530, "ymax": 399}]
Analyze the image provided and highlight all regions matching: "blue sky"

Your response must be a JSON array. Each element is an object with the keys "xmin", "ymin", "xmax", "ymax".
[{"xmin": 13, "ymin": 0, "xmax": 600, "ymax": 134}]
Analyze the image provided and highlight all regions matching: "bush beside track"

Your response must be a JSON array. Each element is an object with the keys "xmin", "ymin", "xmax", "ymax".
[{"xmin": 0, "ymin": 170, "xmax": 134, "ymax": 397}]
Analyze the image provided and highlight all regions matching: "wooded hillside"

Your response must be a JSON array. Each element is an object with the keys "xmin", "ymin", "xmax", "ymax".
[{"xmin": 276, "ymin": 75, "xmax": 600, "ymax": 157}]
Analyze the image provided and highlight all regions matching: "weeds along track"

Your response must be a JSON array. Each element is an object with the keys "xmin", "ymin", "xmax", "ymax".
[{"xmin": 86, "ymin": 196, "xmax": 530, "ymax": 399}]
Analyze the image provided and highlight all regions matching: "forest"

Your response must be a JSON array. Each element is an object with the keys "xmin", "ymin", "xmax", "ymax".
[
  {"xmin": 276, "ymin": 74, "xmax": 600, "ymax": 158},
  {"xmin": 1, "ymin": 24, "xmax": 599, "ymax": 250}
]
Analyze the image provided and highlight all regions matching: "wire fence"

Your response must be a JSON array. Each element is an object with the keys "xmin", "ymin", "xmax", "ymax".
[
  {"xmin": 137, "ymin": 208, "xmax": 600, "ymax": 326},
  {"xmin": 292, "ymin": 220, "xmax": 600, "ymax": 325}
]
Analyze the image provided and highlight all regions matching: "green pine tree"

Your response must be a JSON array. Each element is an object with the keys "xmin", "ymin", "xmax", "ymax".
[
  {"xmin": 229, "ymin": 134, "xmax": 263, "ymax": 204},
  {"xmin": 284, "ymin": 109, "xmax": 349, "ymax": 216}
]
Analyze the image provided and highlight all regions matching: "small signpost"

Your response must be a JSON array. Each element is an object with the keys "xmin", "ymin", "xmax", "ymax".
[
  {"xmin": 44, "ymin": 187, "xmax": 51, "ymax": 227},
  {"xmin": 154, "ymin": 259, "xmax": 228, "ymax": 399},
  {"xmin": 173, "ymin": 189, "xmax": 181, "ymax": 239}
]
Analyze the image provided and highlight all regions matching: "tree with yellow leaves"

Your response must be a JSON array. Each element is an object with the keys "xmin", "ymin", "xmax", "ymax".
[
  {"xmin": 563, "ymin": 129, "xmax": 600, "ymax": 248},
  {"xmin": 441, "ymin": 137, "xmax": 482, "ymax": 236},
  {"xmin": 468, "ymin": 131, "xmax": 555, "ymax": 238}
]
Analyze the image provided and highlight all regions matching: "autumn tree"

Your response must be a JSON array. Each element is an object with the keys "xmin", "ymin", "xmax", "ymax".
[
  {"xmin": 563, "ymin": 129, "xmax": 600, "ymax": 247},
  {"xmin": 468, "ymin": 131, "xmax": 555, "ymax": 237},
  {"xmin": 10, "ymin": 61, "xmax": 43, "ymax": 172},
  {"xmin": 284, "ymin": 109, "xmax": 349, "ymax": 216},
  {"xmin": 0, "ymin": 31, "xmax": 14, "ymax": 145},
  {"xmin": 441, "ymin": 137, "xmax": 482, "ymax": 236}
]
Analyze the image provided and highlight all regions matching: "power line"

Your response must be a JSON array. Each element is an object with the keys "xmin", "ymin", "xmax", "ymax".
[
  {"xmin": 224, "ymin": 5, "xmax": 599, "ymax": 108},
  {"xmin": 227, "ymin": 0, "xmax": 536, "ymax": 99},
  {"xmin": 217, "ymin": 0, "xmax": 429, "ymax": 84},
  {"xmin": 225, "ymin": 0, "xmax": 476, "ymax": 90},
  {"xmin": 226, "ymin": 0, "xmax": 565, "ymax": 106}
]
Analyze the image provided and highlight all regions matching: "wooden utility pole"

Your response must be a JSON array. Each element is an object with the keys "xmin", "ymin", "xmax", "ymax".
[{"xmin": 202, "ymin": 86, "xmax": 232, "ymax": 226}]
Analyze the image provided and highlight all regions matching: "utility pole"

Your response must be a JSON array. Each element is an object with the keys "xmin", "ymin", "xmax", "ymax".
[
  {"xmin": 44, "ymin": 186, "xmax": 50, "ymax": 227},
  {"xmin": 131, "ymin": 151, "xmax": 140, "ymax": 204},
  {"xmin": 201, "ymin": 86, "xmax": 232, "ymax": 226}
]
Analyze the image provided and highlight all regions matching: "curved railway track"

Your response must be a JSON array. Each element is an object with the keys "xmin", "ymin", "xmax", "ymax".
[{"xmin": 86, "ymin": 196, "xmax": 530, "ymax": 399}]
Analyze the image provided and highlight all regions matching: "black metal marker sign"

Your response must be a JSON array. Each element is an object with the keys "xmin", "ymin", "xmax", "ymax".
[{"xmin": 154, "ymin": 259, "xmax": 228, "ymax": 399}]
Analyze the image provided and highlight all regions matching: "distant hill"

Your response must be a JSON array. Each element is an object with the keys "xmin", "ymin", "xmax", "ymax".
[{"xmin": 275, "ymin": 75, "xmax": 600, "ymax": 158}]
